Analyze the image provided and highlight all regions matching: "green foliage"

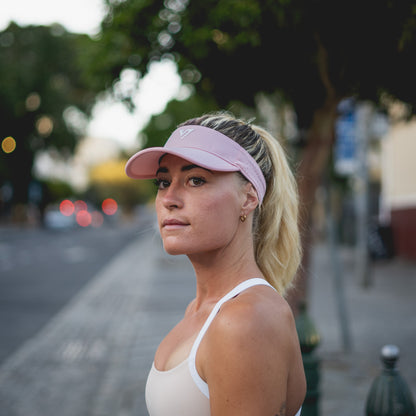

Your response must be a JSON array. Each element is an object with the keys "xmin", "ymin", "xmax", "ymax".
[
  {"xmin": 142, "ymin": 92, "xmax": 218, "ymax": 148},
  {"xmin": 43, "ymin": 179, "xmax": 75, "ymax": 202},
  {"xmin": 91, "ymin": 0, "xmax": 416, "ymax": 128},
  {"xmin": 0, "ymin": 23, "xmax": 99, "ymax": 203}
]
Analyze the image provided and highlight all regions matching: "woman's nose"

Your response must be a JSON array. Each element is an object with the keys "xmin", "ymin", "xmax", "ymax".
[{"xmin": 161, "ymin": 182, "xmax": 184, "ymax": 209}]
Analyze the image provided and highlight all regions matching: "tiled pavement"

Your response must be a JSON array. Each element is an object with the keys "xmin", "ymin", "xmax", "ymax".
[{"xmin": 0, "ymin": 226, "xmax": 195, "ymax": 416}]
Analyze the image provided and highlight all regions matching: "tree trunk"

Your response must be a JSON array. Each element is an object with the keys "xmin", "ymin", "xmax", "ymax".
[{"xmin": 287, "ymin": 98, "xmax": 339, "ymax": 315}]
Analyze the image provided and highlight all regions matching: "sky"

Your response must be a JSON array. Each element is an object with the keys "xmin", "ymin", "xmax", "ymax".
[
  {"xmin": 0, "ymin": 0, "xmax": 106, "ymax": 35},
  {"xmin": 0, "ymin": 0, "xmax": 183, "ymax": 150}
]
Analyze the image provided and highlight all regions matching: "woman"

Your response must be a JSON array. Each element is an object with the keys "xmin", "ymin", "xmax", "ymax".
[{"xmin": 125, "ymin": 112, "xmax": 306, "ymax": 416}]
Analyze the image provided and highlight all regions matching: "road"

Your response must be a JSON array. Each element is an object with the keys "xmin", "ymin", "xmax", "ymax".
[{"xmin": 0, "ymin": 209, "xmax": 154, "ymax": 365}]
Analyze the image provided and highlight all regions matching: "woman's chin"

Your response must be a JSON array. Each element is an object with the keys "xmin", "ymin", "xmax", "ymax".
[{"xmin": 162, "ymin": 242, "xmax": 187, "ymax": 256}]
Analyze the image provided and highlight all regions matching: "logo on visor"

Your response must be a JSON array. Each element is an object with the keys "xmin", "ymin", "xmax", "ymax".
[{"xmin": 179, "ymin": 128, "xmax": 194, "ymax": 139}]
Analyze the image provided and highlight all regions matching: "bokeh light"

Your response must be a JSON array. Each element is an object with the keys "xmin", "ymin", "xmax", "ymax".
[
  {"xmin": 25, "ymin": 92, "xmax": 41, "ymax": 111},
  {"xmin": 74, "ymin": 200, "xmax": 88, "ymax": 213},
  {"xmin": 2, "ymin": 136, "xmax": 16, "ymax": 153},
  {"xmin": 36, "ymin": 115, "xmax": 54, "ymax": 137},
  {"xmin": 76, "ymin": 210, "xmax": 91, "ymax": 227},
  {"xmin": 60, "ymin": 199, "xmax": 75, "ymax": 216},
  {"xmin": 102, "ymin": 198, "xmax": 118, "ymax": 216}
]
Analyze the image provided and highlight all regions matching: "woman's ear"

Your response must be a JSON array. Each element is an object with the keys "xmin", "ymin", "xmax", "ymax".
[{"xmin": 241, "ymin": 182, "xmax": 259, "ymax": 214}]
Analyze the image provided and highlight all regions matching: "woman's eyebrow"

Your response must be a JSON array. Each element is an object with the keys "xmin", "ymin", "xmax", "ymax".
[
  {"xmin": 156, "ymin": 164, "xmax": 212, "ymax": 176},
  {"xmin": 181, "ymin": 164, "xmax": 212, "ymax": 173},
  {"xmin": 155, "ymin": 166, "xmax": 168, "ymax": 176}
]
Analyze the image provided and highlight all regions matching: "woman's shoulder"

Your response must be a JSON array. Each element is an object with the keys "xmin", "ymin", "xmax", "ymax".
[
  {"xmin": 199, "ymin": 283, "xmax": 302, "ymax": 413},
  {"xmin": 208, "ymin": 284, "xmax": 297, "ymax": 349}
]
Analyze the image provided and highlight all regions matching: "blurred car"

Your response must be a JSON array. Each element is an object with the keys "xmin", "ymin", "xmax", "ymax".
[{"xmin": 44, "ymin": 206, "xmax": 76, "ymax": 230}]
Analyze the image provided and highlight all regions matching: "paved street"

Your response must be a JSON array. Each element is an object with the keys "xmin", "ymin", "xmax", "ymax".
[
  {"xmin": 0, "ymin": 214, "xmax": 196, "ymax": 416},
  {"xmin": 0, "ymin": 212, "xmax": 415, "ymax": 416},
  {"xmin": 0, "ymin": 209, "xmax": 150, "ymax": 365}
]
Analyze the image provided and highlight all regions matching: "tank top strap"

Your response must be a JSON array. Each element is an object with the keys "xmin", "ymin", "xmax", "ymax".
[{"xmin": 188, "ymin": 278, "xmax": 275, "ymax": 398}]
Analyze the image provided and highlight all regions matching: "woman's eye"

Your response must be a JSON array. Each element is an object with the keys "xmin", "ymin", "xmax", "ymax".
[
  {"xmin": 189, "ymin": 177, "xmax": 205, "ymax": 187},
  {"xmin": 153, "ymin": 178, "xmax": 170, "ymax": 190}
]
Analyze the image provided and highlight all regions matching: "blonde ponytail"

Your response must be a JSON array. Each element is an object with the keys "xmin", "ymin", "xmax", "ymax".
[
  {"xmin": 250, "ymin": 125, "xmax": 301, "ymax": 295},
  {"xmin": 179, "ymin": 112, "xmax": 301, "ymax": 295}
]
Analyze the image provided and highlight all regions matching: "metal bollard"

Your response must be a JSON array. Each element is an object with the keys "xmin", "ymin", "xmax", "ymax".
[
  {"xmin": 365, "ymin": 345, "xmax": 415, "ymax": 416},
  {"xmin": 295, "ymin": 302, "xmax": 321, "ymax": 416}
]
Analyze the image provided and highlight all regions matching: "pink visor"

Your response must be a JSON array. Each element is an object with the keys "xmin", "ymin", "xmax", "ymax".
[{"xmin": 125, "ymin": 125, "xmax": 266, "ymax": 203}]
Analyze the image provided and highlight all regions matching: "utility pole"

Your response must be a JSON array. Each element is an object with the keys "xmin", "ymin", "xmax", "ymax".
[{"xmin": 354, "ymin": 102, "xmax": 372, "ymax": 287}]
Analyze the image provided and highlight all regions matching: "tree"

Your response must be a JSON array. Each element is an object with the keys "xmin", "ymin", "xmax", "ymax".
[
  {"xmin": 141, "ymin": 92, "xmax": 218, "ymax": 147},
  {"xmin": 89, "ymin": 0, "xmax": 416, "ymax": 308},
  {"xmin": 0, "ymin": 23, "xmax": 98, "ymax": 209}
]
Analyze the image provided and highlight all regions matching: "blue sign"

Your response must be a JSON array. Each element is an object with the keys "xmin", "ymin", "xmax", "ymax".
[{"xmin": 334, "ymin": 102, "xmax": 357, "ymax": 175}]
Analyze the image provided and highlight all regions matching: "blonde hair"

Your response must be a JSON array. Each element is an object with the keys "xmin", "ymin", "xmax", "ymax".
[{"xmin": 179, "ymin": 111, "xmax": 301, "ymax": 295}]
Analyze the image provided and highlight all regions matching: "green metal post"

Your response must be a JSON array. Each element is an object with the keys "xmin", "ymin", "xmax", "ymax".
[
  {"xmin": 295, "ymin": 302, "xmax": 321, "ymax": 416},
  {"xmin": 366, "ymin": 345, "xmax": 415, "ymax": 416}
]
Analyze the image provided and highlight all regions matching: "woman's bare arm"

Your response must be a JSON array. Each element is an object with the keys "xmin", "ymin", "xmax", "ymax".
[{"xmin": 200, "ymin": 289, "xmax": 305, "ymax": 416}]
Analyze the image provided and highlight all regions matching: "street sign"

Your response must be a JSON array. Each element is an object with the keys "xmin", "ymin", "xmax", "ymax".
[{"xmin": 334, "ymin": 105, "xmax": 357, "ymax": 176}]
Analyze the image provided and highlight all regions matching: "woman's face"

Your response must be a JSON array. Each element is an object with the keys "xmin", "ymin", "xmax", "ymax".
[{"xmin": 154, "ymin": 154, "xmax": 246, "ymax": 256}]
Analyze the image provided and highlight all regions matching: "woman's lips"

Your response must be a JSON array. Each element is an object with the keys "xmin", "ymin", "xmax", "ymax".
[{"xmin": 162, "ymin": 219, "xmax": 189, "ymax": 229}]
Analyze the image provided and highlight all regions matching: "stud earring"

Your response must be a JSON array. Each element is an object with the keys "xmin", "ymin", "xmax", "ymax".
[{"xmin": 240, "ymin": 214, "xmax": 247, "ymax": 223}]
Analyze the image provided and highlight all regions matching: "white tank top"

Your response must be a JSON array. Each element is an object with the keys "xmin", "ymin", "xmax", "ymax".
[{"xmin": 145, "ymin": 278, "xmax": 302, "ymax": 416}]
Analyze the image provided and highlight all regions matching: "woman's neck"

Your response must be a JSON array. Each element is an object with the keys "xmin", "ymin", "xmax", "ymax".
[{"xmin": 187, "ymin": 240, "xmax": 263, "ymax": 310}]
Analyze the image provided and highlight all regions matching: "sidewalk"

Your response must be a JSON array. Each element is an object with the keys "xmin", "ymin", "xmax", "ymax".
[
  {"xmin": 0, "ymin": 224, "xmax": 414, "ymax": 415},
  {"xmin": 309, "ymin": 243, "xmax": 416, "ymax": 416}
]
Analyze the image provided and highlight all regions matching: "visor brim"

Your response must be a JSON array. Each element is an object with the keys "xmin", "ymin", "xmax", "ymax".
[{"xmin": 125, "ymin": 147, "xmax": 239, "ymax": 179}]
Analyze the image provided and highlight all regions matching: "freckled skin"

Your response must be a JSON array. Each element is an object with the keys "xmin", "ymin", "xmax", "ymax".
[{"xmin": 155, "ymin": 156, "xmax": 244, "ymax": 257}]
